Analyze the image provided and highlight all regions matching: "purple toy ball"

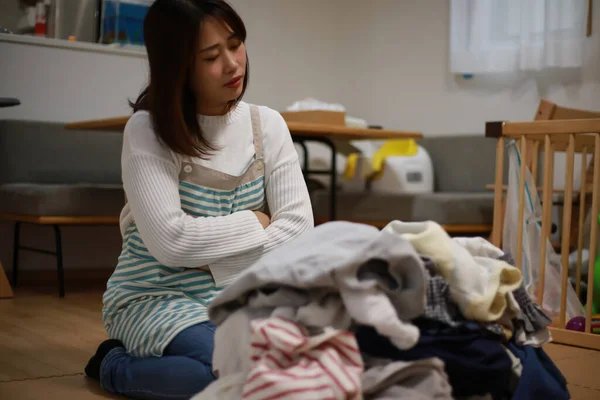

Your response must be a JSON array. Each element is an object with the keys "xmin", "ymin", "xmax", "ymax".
[{"xmin": 566, "ymin": 316, "xmax": 586, "ymax": 332}]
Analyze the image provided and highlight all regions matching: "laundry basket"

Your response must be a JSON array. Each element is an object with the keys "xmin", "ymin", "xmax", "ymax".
[{"xmin": 486, "ymin": 118, "xmax": 600, "ymax": 350}]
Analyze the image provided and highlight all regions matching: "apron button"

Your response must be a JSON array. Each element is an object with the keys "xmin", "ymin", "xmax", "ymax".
[
  {"xmin": 257, "ymin": 160, "xmax": 263, "ymax": 171},
  {"xmin": 183, "ymin": 165, "xmax": 193, "ymax": 173}
]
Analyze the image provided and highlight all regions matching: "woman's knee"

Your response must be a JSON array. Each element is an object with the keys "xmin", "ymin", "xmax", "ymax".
[{"xmin": 164, "ymin": 322, "xmax": 216, "ymax": 364}]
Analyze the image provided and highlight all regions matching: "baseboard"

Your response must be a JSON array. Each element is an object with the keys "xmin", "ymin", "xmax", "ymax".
[{"xmin": 4, "ymin": 267, "xmax": 113, "ymax": 288}]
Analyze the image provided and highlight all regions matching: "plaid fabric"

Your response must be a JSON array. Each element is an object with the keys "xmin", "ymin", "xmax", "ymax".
[
  {"xmin": 499, "ymin": 253, "xmax": 552, "ymax": 333},
  {"xmin": 418, "ymin": 258, "xmax": 506, "ymax": 339}
]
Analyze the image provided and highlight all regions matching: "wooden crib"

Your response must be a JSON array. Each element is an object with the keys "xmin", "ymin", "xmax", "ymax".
[{"xmin": 486, "ymin": 116, "xmax": 600, "ymax": 350}]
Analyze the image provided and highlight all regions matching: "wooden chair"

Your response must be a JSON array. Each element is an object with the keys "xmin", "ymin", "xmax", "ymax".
[{"xmin": 486, "ymin": 115, "xmax": 600, "ymax": 350}]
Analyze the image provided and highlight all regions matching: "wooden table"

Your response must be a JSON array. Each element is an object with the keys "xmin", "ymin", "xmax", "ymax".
[{"xmin": 66, "ymin": 116, "xmax": 422, "ymax": 220}]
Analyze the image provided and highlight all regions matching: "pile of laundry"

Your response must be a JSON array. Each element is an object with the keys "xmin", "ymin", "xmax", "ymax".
[{"xmin": 193, "ymin": 220, "xmax": 569, "ymax": 400}]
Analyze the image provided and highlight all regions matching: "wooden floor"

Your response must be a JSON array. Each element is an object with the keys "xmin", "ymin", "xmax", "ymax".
[
  {"xmin": 0, "ymin": 287, "xmax": 121, "ymax": 399},
  {"xmin": 1, "ymin": 288, "xmax": 600, "ymax": 399}
]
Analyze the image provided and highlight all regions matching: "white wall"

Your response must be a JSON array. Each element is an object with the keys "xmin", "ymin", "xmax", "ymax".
[
  {"xmin": 1, "ymin": 0, "xmax": 599, "ymax": 274},
  {"xmin": 229, "ymin": 0, "xmax": 347, "ymax": 110},
  {"xmin": 337, "ymin": 0, "xmax": 600, "ymax": 135},
  {"xmin": 0, "ymin": 40, "xmax": 149, "ymax": 122}
]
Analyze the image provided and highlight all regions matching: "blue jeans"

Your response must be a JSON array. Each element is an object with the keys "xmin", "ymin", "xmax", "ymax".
[{"xmin": 100, "ymin": 321, "xmax": 217, "ymax": 399}]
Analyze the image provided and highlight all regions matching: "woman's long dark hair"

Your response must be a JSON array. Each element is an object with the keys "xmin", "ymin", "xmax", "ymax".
[{"xmin": 130, "ymin": 0, "xmax": 249, "ymax": 158}]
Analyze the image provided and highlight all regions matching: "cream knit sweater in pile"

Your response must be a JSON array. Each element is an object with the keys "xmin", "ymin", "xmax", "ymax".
[{"xmin": 118, "ymin": 101, "xmax": 314, "ymax": 283}]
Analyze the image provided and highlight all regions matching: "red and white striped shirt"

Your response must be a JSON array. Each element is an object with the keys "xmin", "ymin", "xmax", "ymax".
[{"xmin": 242, "ymin": 317, "xmax": 364, "ymax": 400}]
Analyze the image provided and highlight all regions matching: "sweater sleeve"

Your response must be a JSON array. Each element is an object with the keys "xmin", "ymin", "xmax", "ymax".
[
  {"xmin": 121, "ymin": 112, "xmax": 268, "ymax": 268},
  {"xmin": 261, "ymin": 106, "xmax": 314, "ymax": 251},
  {"xmin": 205, "ymin": 108, "xmax": 314, "ymax": 287},
  {"xmin": 263, "ymin": 157, "xmax": 314, "ymax": 252}
]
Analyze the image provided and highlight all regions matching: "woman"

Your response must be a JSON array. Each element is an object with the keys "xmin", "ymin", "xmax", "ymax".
[{"xmin": 84, "ymin": 0, "xmax": 313, "ymax": 398}]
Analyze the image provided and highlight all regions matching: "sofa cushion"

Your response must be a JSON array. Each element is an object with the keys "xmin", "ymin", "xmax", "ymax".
[
  {"xmin": 0, "ymin": 183, "xmax": 125, "ymax": 217},
  {"xmin": 0, "ymin": 119, "xmax": 123, "ymax": 185},
  {"xmin": 311, "ymin": 190, "xmax": 495, "ymax": 225},
  {"xmin": 418, "ymin": 135, "xmax": 508, "ymax": 193}
]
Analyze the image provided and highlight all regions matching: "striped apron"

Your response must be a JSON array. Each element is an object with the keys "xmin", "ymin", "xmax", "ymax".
[{"xmin": 102, "ymin": 105, "xmax": 266, "ymax": 358}]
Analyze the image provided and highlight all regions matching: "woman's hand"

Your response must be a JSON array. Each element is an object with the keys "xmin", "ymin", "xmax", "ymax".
[{"xmin": 253, "ymin": 211, "xmax": 271, "ymax": 229}]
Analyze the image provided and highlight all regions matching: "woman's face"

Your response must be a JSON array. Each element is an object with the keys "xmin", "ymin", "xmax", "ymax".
[{"xmin": 192, "ymin": 17, "xmax": 247, "ymax": 115}]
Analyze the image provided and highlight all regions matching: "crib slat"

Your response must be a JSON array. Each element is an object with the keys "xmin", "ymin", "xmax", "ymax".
[
  {"xmin": 576, "ymin": 146, "xmax": 589, "ymax": 298},
  {"xmin": 559, "ymin": 135, "xmax": 575, "ymax": 327},
  {"xmin": 538, "ymin": 135, "xmax": 554, "ymax": 305},
  {"xmin": 516, "ymin": 137, "xmax": 528, "ymax": 271},
  {"xmin": 531, "ymin": 141, "xmax": 540, "ymax": 187},
  {"xmin": 492, "ymin": 137, "xmax": 505, "ymax": 247},
  {"xmin": 585, "ymin": 134, "xmax": 600, "ymax": 333}
]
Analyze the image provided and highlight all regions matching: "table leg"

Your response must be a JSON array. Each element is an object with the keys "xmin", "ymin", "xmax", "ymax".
[
  {"xmin": 292, "ymin": 137, "xmax": 337, "ymax": 221},
  {"xmin": 324, "ymin": 138, "xmax": 337, "ymax": 221},
  {"xmin": 297, "ymin": 141, "xmax": 310, "ymax": 178},
  {"xmin": 0, "ymin": 262, "xmax": 14, "ymax": 299}
]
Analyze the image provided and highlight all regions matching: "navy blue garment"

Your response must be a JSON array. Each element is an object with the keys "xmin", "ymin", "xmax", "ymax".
[
  {"xmin": 414, "ymin": 317, "xmax": 508, "ymax": 342},
  {"xmin": 506, "ymin": 342, "xmax": 570, "ymax": 400},
  {"xmin": 355, "ymin": 325, "xmax": 513, "ymax": 399}
]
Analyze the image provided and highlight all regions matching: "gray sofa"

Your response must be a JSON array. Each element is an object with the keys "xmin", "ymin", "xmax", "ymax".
[
  {"xmin": 0, "ymin": 119, "xmax": 125, "ymax": 296},
  {"xmin": 310, "ymin": 134, "xmax": 508, "ymax": 229},
  {"xmin": 0, "ymin": 120, "xmax": 124, "ymax": 217}
]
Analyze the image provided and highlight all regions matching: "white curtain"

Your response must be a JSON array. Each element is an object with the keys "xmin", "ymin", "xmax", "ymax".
[{"xmin": 450, "ymin": 0, "xmax": 588, "ymax": 74}]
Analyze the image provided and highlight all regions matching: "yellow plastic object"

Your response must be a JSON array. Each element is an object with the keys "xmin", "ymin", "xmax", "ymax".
[
  {"xmin": 344, "ymin": 139, "xmax": 419, "ymax": 181},
  {"xmin": 344, "ymin": 153, "xmax": 360, "ymax": 180},
  {"xmin": 370, "ymin": 139, "xmax": 418, "ymax": 180}
]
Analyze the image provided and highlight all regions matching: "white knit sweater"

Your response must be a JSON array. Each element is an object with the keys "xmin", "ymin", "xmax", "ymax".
[{"xmin": 119, "ymin": 101, "xmax": 314, "ymax": 275}]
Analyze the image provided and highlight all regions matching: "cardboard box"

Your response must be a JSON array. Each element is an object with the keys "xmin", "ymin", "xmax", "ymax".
[{"xmin": 280, "ymin": 110, "xmax": 346, "ymax": 126}]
